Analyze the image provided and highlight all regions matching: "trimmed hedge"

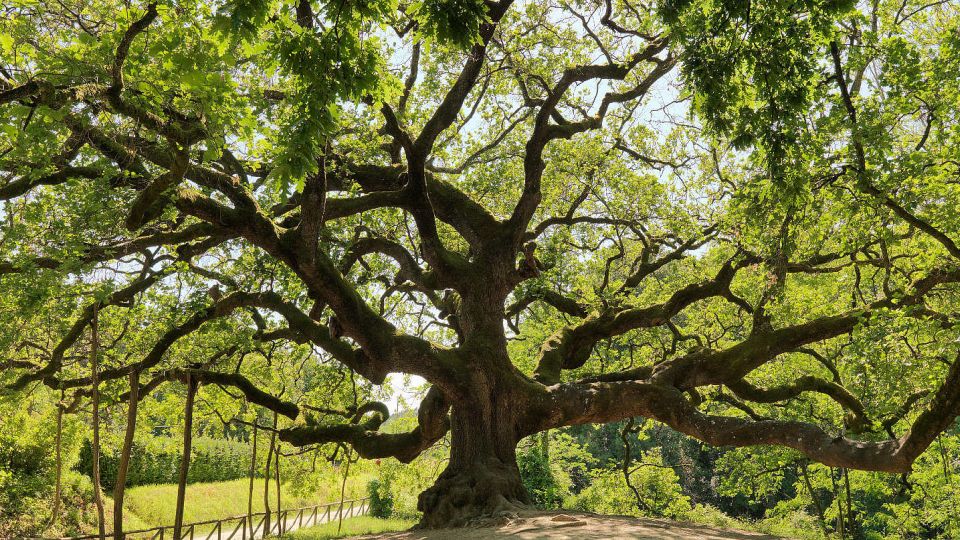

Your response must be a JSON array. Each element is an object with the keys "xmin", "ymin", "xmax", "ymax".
[{"xmin": 76, "ymin": 436, "xmax": 254, "ymax": 490}]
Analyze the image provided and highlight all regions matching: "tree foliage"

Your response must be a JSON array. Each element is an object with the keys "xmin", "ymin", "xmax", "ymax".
[{"xmin": 2, "ymin": 0, "xmax": 960, "ymax": 529}]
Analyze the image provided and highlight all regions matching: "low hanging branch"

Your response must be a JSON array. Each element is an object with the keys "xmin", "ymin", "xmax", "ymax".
[
  {"xmin": 162, "ymin": 367, "xmax": 451, "ymax": 463},
  {"xmin": 278, "ymin": 386, "xmax": 451, "ymax": 463},
  {"xmin": 164, "ymin": 368, "xmax": 300, "ymax": 420}
]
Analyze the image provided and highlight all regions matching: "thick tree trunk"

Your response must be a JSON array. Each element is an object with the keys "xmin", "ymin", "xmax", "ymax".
[
  {"xmin": 416, "ymin": 389, "xmax": 529, "ymax": 528},
  {"xmin": 414, "ymin": 291, "xmax": 534, "ymax": 528}
]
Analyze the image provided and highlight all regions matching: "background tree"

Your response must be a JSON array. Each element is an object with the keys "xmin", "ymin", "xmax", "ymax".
[{"xmin": 2, "ymin": 0, "xmax": 960, "ymax": 528}]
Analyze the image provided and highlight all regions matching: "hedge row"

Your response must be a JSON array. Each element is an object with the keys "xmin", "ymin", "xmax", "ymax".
[{"xmin": 76, "ymin": 436, "xmax": 254, "ymax": 489}]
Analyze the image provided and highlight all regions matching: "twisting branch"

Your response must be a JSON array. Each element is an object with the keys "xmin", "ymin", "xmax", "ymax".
[
  {"xmin": 7, "ymin": 271, "xmax": 162, "ymax": 390},
  {"xmin": 510, "ymin": 37, "xmax": 673, "ymax": 240},
  {"xmin": 531, "ymin": 351, "xmax": 960, "ymax": 474},
  {"xmin": 726, "ymin": 377, "xmax": 870, "ymax": 432},
  {"xmin": 829, "ymin": 40, "xmax": 960, "ymax": 259},
  {"xmin": 279, "ymin": 386, "xmax": 450, "ymax": 463},
  {"xmin": 534, "ymin": 257, "xmax": 749, "ymax": 383},
  {"xmin": 165, "ymin": 368, "xmax": 301, "ymax": 420}
]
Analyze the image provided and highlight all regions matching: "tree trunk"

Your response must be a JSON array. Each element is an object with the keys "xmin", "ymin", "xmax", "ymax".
[
  {"xmin": 263, "ymin": 414, "xmax": 276, "ymax": 536},
  {"xmin": 90, "ymin": 307, "xmax": 106, "ymax": 540},
  {"xmin": 416, "ymin": 392, "xmax": 528, "ymax": 528},
  {"xmin": 800, "ymin": 462, "xmax": 828, "ymax": 534},
  {"xmin": 173, "ymin": 375, "xmax": 197, "ymax": 540},
  {"xmin": 48, "ymin": 390, "xmax": 63, "ymax": 528},
  {"xmin": 843, "ymin": 467, "xmax": 855, "ymax": 537},
  {"xmin": 337, "ymin": 447, "xmax": 352, "ymax": 534},
  {"xmin": 831, "ymin": 468, "xmax": 845, "ymax": 538},
  {"xmin": 274, "ymin": 434, "xmax": 281, "ymax": 533},
  {"xmin": 113, "ymin": 369, "xmax": 139, "ymax": 540}
]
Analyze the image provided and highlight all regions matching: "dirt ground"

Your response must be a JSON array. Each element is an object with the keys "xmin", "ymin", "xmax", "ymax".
[{"xmin": 350, "ymin": 511, "xmax": 784, "ymax": 539}]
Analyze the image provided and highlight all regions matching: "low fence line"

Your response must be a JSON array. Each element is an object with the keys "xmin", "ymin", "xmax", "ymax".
[{"xmin": 29, "ymin": 497, "xmax": 370, "ymax": 540}]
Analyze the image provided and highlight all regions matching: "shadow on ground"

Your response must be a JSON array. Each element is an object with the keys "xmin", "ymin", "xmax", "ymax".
[{"xmin": 350, "ymin": 511, "xmax": 783, "ymax": 539}]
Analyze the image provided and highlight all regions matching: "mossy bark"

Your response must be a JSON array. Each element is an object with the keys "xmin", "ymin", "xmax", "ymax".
[
  {"xmin": 417, "ymin": 410, "xmax": 528, "ymax": 527},
  {"xmin": 416, "ymin": 367, "xmax": 530, "ymax": 528}
]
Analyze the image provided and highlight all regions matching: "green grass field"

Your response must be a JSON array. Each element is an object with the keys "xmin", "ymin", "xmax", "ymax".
[
  {"xmin": 122, "ymin": 476, "xmax": 371, "ymax": 528},
  {"xmin": 276, "ymin": 516, "xmax": 414, "ymax": 539},
  {"xmin": 101, "ymin": 495, "xmax": 152, "ymax": 532},
  {"xmin": 74, "ymin": 473, "xmax": 375, "ymax": 537}
]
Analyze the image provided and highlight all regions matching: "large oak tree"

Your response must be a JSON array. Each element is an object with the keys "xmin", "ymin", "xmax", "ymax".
[{"xmin": 2, "ymin": 0, "xmax": 960, "ymax": 527}]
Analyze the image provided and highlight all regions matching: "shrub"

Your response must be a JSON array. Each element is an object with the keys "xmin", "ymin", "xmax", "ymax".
[
  {"xmin": 0, "ymin": 401, "xmax": 85, "ymax": 538},
  {"xmin": 517, "ymin": 445, "xmax": 568, "ymax": 509},
  {"xmin": 685, "ymin": 504, "xmax": 747, "ymax": 530},
  {"xmin": 516, "ymin": 432, "xmax": 593, "ymax": 510},
  {"xmin": 372, "ymin": 450, "xmax": 445, "ymax": 520},
  {"xmin": 367, "ymin": 478, "xmax": 394, "ymax": 518},
  {"xmin": 572, "ymin": 457, "xmax": 691, "ymax": 520}
]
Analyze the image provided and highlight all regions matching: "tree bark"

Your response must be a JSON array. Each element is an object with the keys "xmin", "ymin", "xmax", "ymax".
[
  {"xmin": 173, "ymin": 374, "xmax": 197, "ymax": 540},
  {"xmin": 113, "ymin": 369, "xmax": 139, "ymax": 540},
  {"xmin": 90, "ymin": 307, "xmax": 106, "ymax": 540},
  {"xmin": 274, "ymin": 430, "xmax": 281, "ymax": 533},
  {"xmin": 263, "ymin": 414, "xmax": 276, "ymax": 536},
  {"xmin": 337, "ymin": 447, "xmax": 352, "ymax": 534},
  {"xmin": 800, "ymin": 462, "xmax": 828, "ymax": 534},
  {"xmin": 247, "ymin": 421, "xmax": 257, "ymax": 539},
  {"xmin": 49, "ymin": 389, "xmax": 64, "ymax": 528},
  {"xmin": 416, "ymin": 389, "xmax": 528, "ymax": 528},
  {"xmin": 843, "ymin": 467, "xmax": 856, "ymax": 538}
]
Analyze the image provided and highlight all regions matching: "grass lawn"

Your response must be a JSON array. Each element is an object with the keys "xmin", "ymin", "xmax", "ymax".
[
  {"xmin": 276, "ymin": 516, "xmax": 414, "ymax": 539},
  {"xmin": 123, "ymin": 477, "xmax": 370, "ymax": 528},
  {"xmin": 97, "ymin": 495, "xmax": 152, "ymax": 531},
  {"xmin": 71, "ymin": 495, "xmax": 152, "ymax": 537},
  {"xmin": 72, "ymin": 474, "xmax": 373, "ymax": 537}
]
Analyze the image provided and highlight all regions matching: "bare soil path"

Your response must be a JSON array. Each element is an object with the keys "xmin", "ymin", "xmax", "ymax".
[{"xmin": 349, "ymin": 511, "xmax": 785, "ymax": 540}]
